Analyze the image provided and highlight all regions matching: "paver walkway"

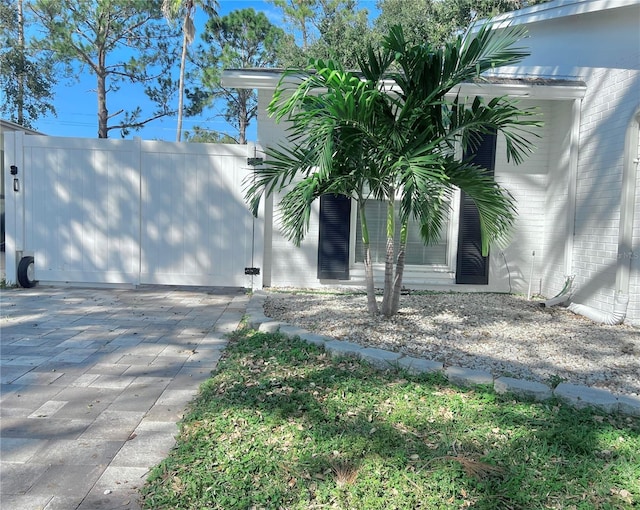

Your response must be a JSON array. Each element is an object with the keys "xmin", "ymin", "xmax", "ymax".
[{"xmin": 1, "ymin": 285, "xmax": 248, "ymax": 510}]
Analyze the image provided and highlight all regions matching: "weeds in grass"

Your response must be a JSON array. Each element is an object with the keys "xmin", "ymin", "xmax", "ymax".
[
  {"xmin": 547, "ymin": 374, "xmax": 567, "ymax": 388},
  {"xmin": 331, "ymin": 460, "xmax": 360, "ymax": 487},
  {"xmin": 141, "ymin": 329, "xmax": 640, "ymax": 510},
  {"xmin": 429, "ymin": 456, "xmax": 505, "ymax": 481}
]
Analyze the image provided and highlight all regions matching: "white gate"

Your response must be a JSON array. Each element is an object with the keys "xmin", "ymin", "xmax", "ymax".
[{"xmin": 3, "ymin": 133, "xmax": 263, "ymax": 288}]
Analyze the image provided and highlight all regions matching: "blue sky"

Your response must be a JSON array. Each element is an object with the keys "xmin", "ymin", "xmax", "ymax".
[{"xmin": 31, "ymin": 0, "xmax": 379, "ymax": 142}]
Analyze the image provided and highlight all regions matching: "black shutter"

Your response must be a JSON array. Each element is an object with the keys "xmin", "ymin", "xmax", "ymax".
[
  {"xmin": 456, "ymin": 132, "xmax": 497, "ymax": 285},
  {"xmin": 318, "ymin": 194, "xmax": 351, "ymax": 280}
]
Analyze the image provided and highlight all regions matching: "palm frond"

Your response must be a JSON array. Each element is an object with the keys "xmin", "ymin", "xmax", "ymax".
[
  {"xmin": 444, "ymin": 22, "xmax": 529, "ymax": 87},
  {"xmin": 243, "ymin": 144, "xmax": 316, "ymax": 216},
  {"xmin": 277, "ymin": 176, "xmax": 346, "ymax": 246},
  {"xmin": 248, "ymin": 22, "xmax": 538, "ymax": 268},
  {"xmin": 277, "ymin": 178, "xmax": 321, "ymax": 246},
  {"xmin": 446, "ymin": 95, "xmax": 542, "ymax": 164},
  {"xmin": 400, "ymin": 175, "xmax": 452, "ymax": 246},
  {"xmin": 445, "ymin": 158, "xmax": 517, "ymax": 254}
]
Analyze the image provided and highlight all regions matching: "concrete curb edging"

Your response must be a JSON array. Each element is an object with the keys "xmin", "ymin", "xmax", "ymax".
[{"xmin": 246, "ymin": 291, "xmax": 640, "ymax": 417}]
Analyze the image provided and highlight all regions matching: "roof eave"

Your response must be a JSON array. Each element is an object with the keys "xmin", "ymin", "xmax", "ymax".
[
  {"xmin": 481, "ymin": 0, "xmax": 640, "ymax": 29},
  {"xmin": 450, "ymin": 81, "xmax": 586, "ymax": 100},
  {"xmin": 222, "ymin": 70, "xmax": 587, "ymax": 101},
  {"xmin": 221, "ymin": 69, "xmax": 297, "ymax": 90},
  {"xmin": 0, "ymin": 118, "xmax": 45, "ymax": 135}
]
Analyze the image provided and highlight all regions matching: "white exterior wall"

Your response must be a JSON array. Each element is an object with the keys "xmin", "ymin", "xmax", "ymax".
[
  {"xmin": 254, "ymin": 1, "xmax": 640, "ymax": 314},
  {"xmin": 540, "ymin": 100, "xmax": 574, "ymax": 297},
  {"xmin": 629, "ymin": 130, "xmax": 640, "ymax": 324},
  {"xmin": 492, "ymin": 100, "xmax": 572, "ymax": 296},
  {"xmin": 572, "ymin": 66, "xmax": 638, "ymax": 313},
  {"xmin": 257, "ymin": 91, "xmax": 323, "ymax": 288},
  {"xmin": 495, "ymin": 3, "xmax": 639, "ymax": 79},
  {"xmin": 495, "ymin": 2, "xmax": 640, "ymax": 321},
  {"xmin": 259, "ymin": 87, "xmax": 568, "ymax": 293}
]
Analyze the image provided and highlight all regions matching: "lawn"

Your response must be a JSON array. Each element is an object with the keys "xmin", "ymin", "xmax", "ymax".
[{"xmin": 141, "ymin": 329, "xmax": 640, "ymax": 509}]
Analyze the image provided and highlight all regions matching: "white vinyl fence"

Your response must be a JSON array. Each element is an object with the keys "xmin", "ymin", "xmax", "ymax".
[{"xmin": 3, "ymin": 132, "xmax": 263, "ymax": 288}]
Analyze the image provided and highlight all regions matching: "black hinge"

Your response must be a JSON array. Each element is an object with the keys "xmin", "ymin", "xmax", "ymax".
[{"xmin": 244, "ymin": 267, "xmax": 260, "ymax": 275}]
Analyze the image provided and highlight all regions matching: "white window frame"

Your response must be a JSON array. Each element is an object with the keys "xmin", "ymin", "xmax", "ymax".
[
  {"xmin": 348, "ymin": 189, "xmax": 461, "ymax": 275},
  {"xmin": 348, "ymin": 140, "xmax": 464, "ymax": 277}
]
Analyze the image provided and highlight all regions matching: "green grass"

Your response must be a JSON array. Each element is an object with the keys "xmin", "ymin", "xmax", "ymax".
[
  {"xmin": 141, "ymin": 329, "xmax": 640, "ymax": 510},
  {"xmin": 0, "ymin": 277, "xmax": 13, "ymax": 289}
]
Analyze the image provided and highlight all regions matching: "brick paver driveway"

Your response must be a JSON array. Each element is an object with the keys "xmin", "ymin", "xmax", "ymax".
[{"xmin": 1, "ymin": 285, "xmax": 247, "ymax": 509}]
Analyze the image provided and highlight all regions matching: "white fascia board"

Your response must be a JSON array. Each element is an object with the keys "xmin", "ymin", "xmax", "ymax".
[
  {"xmin": 381, "ymin": 79, "xmax": 586, "ymax": 101},
  {"xmin": 221, "ymin": 69, "xmax": 300, "ymax": 89},
  {"xmin": 485, "ymin": 0, "xmax": 640, "ymax": 29},
  {"xmin": 0, "ymin": 118, "xmax": 45, "ymax": 135},
  {"xmin": 449, "ymin": 81, "xmax": 586, "ymax": 100},
  {"xmin": 223, "ymin": 71, "xmax": 586, "ymax": 101}
]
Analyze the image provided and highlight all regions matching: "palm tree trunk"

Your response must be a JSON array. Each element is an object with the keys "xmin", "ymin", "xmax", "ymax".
[
  {"xmin": 176, "ymin": 29, "xmax": 188, "ymax": 142},
  {"xmin": 381, "ymin": 194, "xmax": 395, "ymax": 317},
  {"xmin": 359, "ymin": 199, "xmax": 378, "ymax": 314},
  {"xmin": 390, "ymin": 221, "xmax": 408, "ymax": 315}
]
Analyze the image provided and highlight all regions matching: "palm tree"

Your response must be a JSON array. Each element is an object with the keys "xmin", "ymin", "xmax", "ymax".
[
  {"xmin": 162, "ymin": 0, "xmax": 218, "ymax": 142},
  {"xmin": 245, "ymin": 23, "xmax": 541, "ymax": 317}
]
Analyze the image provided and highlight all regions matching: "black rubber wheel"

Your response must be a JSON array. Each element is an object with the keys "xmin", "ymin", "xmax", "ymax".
[{"xmin": 17, "ymin": 256, "xmax": 36, "ymax": 288}]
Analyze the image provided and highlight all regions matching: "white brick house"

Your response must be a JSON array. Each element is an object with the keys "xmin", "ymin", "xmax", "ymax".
[{"xmin": 222, "ymin": 0, "xmax": 640, "ymax": 325}]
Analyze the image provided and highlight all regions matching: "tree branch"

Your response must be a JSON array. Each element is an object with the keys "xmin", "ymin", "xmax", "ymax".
[
  {"xmin": 106, "ymin": 110, "xmax": 173, "ymax": 134},
  {"xmin": 106, "ymin": 108, "xmax": 124, "ymax": 120}
]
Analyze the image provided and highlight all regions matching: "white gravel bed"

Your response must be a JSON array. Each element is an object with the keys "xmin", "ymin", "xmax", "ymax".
[{"xmin": 263, "ymin": 290, "xmax": 640, "ymax": 397}]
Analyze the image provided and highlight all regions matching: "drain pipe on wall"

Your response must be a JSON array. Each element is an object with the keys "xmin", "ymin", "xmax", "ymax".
[
  {"xmin": 568, "ymin": 293, "xmax": 629, "ymax": 326},
  {"xmin": 527, "ymin": 251, "xmax": 535, "ymax": 300},
  {"xmin": 568, "ymin": 109, "xmax": 640, "ymax": 325}
]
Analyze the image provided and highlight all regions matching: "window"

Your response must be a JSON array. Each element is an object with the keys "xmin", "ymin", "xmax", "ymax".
[{"xmin": 354, "ymin": 199, "xmax": 449, "ymax": 265}]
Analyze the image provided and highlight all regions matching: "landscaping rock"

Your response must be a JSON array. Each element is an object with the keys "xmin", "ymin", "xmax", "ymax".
[
  {"xmin": 278, "ymin": 324, "xmax": 309, "ymax": 339},
  {"xmin": 297, "ymin": 332, "xmax": 329, "ymax": 347},
  {"xmin": 247, "ymin": 313, "xmax": 270, "ymax": 330},
  {"xmin": 258, "ymin": 321, "xmax": 282, "ymax": 333},
  {"xmin": 494, "ymin": 376, "xmax": 553, "ymax": 401},
  {"xmin": 358, "ymin": 347, "xmax": 402, "ymax": 369},
  {"xmin": 262, "ymin": 291, "xmax": 640, "ymax": 398},
  {"xmin": 397, "ymin": 356, "xmax": 443, "ymax": 374},
  {"xmin": 617, "ymin": 394, "xmax": 640, "ymax": 417},
  {"xmin": 445, "ymin": 366, "xmax": 493, "ymax": 387},
  {"xmin": 554, "ymin": 383, "xmax": 619, "ymax": 413},
  {"xmin": 324, "ymin": 339, "xmax": 365, "ymax": 358}
]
